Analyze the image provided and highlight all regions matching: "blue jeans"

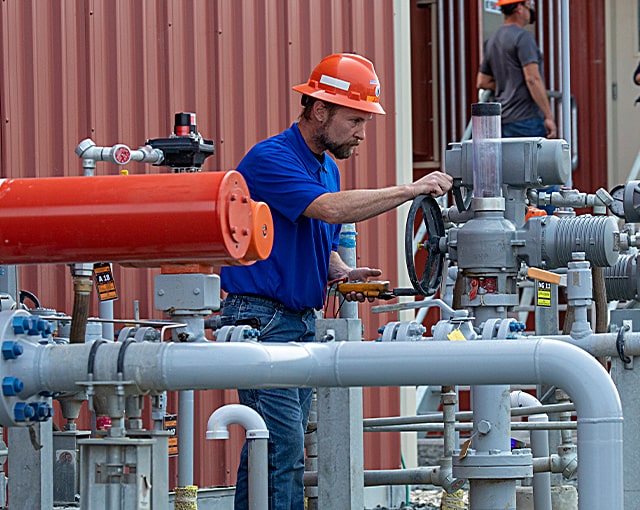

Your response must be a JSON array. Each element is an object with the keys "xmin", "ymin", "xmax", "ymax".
[
  {"xmin": 221, "ymin": 294, "xmax": 316, "ymax": 510},
  {"xmin": 502, "ymin": 116, "xmax": 546, "ymax": 137}
]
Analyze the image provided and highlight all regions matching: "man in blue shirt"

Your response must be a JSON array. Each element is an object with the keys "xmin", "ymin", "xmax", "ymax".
[{"xmin": 220, "ymin": 53, "xmax": 452, "ymax": 510}]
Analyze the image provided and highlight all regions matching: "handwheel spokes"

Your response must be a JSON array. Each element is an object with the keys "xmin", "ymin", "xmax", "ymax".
[{"xmin": 405, "ymin": 195, "xmax": 446, "ymax": 296}]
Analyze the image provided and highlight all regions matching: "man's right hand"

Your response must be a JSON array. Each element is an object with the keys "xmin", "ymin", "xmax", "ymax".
[
  {"xmin": 544, "ymin": 118, "xmax": 557, "ymax": 139},
  {"xmin": 411, "ymin": 171, "xmax": 453, "ymax": 198}
]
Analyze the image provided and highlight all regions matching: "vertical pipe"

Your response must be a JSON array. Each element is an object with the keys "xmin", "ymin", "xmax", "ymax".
[
  {"xmin": 177, "ymin": 390, "xmax": 194, "ymax": 486},
  {"xmin": 438, "ymin": 0, "xmax": 447, "ymax": 163},
  {"xmin": 548, "ymin": 1, "xmax": 556, "ymax": 111},
  {"xmin": 555, "ymin": 1, "xmax": 563, "ymax": 139},
  {"xmin": 106, "ymin": 444, "xmax": 121, "ymax": 510},
  {"xmin": 560, "ymin": 0, "xmax": 572, "ymax": 187},
  {"xmin": 448, "ymin": 0, "xmax": 457, "ymax": 141},
  {"xmin": 511, "ymin": 391, "xmax": 552, "ymax": 510},
  {"xmin": 317, "ymin": 223, "xmax": 364, "ymax": 508},
  {"xmin": 457, "ymin": 0, "xmax": 467, "ymax": 132},
  {"xmin": 304, "ymin": 395, "xmax": 318, "ymax": 508},
  {"xmin": 537, "ymin": 0, "xmax": 544, "ymax": 56},
  {"xmin": 440, "ymin": 385, "xmax": 458, "ymax": 489},
  {"xmin": 338, "ymin": 224, "xmax": 358, "ymax": 319},
  {"xmin": 248, "ymin": 439, "xmax": 269, "ymax": 510}
]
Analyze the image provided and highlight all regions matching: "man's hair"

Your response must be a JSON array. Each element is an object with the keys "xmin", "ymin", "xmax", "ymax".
[
  {"xmin": 299, "ymin": 95, "xmax": 341, "ymax": 121},
  {"xmin": 501, "ymin": 2, "xmax": 523, "ymax": 16}
]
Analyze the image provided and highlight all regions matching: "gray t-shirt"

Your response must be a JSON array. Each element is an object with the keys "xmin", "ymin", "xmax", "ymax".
[{"xmin": 479, "ymin": 25, "xmax": 544, "ymax": 124}]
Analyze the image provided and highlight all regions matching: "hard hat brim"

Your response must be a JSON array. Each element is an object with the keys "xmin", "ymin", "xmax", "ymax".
[{"xmin": 292, "ymin": 84, "xmax": 386, "ymax": 115}]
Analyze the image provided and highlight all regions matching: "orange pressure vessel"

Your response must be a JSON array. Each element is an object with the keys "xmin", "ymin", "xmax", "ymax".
[{"xmin": 0, "ymin": 171, "xmax": 265, "ymax": 266}]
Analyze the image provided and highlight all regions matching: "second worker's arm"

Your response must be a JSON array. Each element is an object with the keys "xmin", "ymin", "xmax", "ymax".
[{"xmin": 522, "ymin": 62, "xmax": 557, "ymax": 138}]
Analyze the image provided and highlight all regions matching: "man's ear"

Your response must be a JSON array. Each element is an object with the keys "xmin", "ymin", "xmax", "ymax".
[{"xmin": 312, "ymin": 100, "xmax": 328, "ymax": 123}]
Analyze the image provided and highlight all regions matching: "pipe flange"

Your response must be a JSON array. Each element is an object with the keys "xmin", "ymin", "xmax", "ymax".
[
  {"xmin": 452, "ymin": 448, "xmax": 533, "ymax": 479},
  {"xmin": 380, "ymin": 322, "xmax": 401, "ymax": 342},
  {"xmin": 481, "ymin": 318, "xmax": 501, "ymax": 340}
]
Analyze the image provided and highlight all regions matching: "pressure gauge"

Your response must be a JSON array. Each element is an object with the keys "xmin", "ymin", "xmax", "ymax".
[{"xmin": 609, "ymin": 184, "xmax": 625, "ymax": 218}]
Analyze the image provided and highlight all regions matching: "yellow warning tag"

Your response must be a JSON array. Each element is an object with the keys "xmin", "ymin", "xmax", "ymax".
[
  {"xmin": 458, "ymin": 438, "xmax": 472, "ymax": 460},
  {"xmin": 447, "ymin": 328, "xmax": 467, "ymax": 341}
]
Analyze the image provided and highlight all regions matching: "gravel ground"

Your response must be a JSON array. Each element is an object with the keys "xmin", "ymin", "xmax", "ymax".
[
  {"xmin": 410, "ymin": 487, "xmax": 468, "ymax": 509},
  {"xmin": 364, "ymin": 487, "xmax": 468, "ymax": 510}
]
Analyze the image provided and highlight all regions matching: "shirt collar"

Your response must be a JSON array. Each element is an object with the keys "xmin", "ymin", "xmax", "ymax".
[{"xmin": 285, "ymin": 122, "xmax": 326, "ymax": 173}]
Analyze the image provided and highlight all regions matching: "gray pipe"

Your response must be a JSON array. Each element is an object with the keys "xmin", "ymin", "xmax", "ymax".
[
  {"xmin": 545, "ymin": 331, "xmax": 640, "ymax": 358},
  {"xmin": 305, "ymin": 467, "xmax": 438, "ymax": 487},
  {"xmin": 364, "ymin": 422, "xmax": 575, "ymax": 433},
  {"xmin": 560, "ymin": 0, "xmax": 572, "ymax": 164},
  {"xmin": 36, "ymin": 338, "xmax": 622, "ymax": 509},
  {"xmin": 363, "ymin": 402, "xmax": 575, "ymax": 427},
  {"xmin": 206, "ymin": 404, "xmax": 269, "ymax": 510},
  {"xmin": 511, "ymin": 391, "xmax": 552, "ymax": 510},
  {"xmin": 177, "ymin": 390, "xmax": 194, "ymax": 487}
]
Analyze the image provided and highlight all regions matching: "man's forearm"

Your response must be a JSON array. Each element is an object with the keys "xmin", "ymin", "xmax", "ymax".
[
  {"xmin": 526, "ymin": 75, "xmax": 553, "ymax": 120},
  {"xmin": 476, "ymin": 72, "xmax": 495, "ymax": 91},
  {"xmin": 307, "ymin": 186, "xmax": 414, "ymax": 224}
]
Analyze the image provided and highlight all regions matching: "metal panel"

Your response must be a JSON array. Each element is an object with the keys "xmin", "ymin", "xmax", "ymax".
[
  {"xmin": 566, "ymin": 1, "xmax": 608, "ymax": 194},
  {"xmin": 0, "ymin": 0, "xmax": 401, "ymax": 488}
]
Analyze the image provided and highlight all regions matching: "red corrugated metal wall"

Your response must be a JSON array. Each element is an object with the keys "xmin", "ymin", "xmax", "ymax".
[
  {"xmin": 0, "ymin": 0, "xmax": 402, "ymax": 489},
  {"xmin": 566, "ymin": 0, "xmax": 608, "ymax": 194}
]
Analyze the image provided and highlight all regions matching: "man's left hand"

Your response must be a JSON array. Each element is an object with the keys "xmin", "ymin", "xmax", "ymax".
[{"xmin": 343, "ymin": 267, "xmax": 383, "ymax": 302}]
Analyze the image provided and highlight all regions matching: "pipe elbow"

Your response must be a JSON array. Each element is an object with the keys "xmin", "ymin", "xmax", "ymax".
[
  {"xmin": 205, "ymin": 404, "xmax": 269, "ymax": 440},
  {"xmin": 433, "ymin": 464, "xmax": 466, "ymax": 493}
]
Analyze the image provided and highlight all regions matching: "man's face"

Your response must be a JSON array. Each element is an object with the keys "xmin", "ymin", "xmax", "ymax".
[
  {"xmin": 314, "ymin": 105, "xmax": 373, "ymax": 160},
  {"xmin": 522, "ymin": 0, "xmax": 535, "ymax": 24}
]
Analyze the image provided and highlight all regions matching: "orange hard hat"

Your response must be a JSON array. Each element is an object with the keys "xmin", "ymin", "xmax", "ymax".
[
  {"xmin": 292, "ymin": 53, "xmax": 385, "ymax": 115},
  {"xmin": 494, "ymin": 0, "xmax": 524, "ymax": 5}
]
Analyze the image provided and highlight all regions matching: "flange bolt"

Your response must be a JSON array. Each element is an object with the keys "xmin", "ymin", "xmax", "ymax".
[
  {"xmin": 1, "ymin": 341, "xmax": 23, "ymax": 360},
  {"xmin": 2, "ymin": 377, "xmax": 23, "ymax": 396},
  {"xmin": 14, "ymin": 402, "xmax": 35, "ymax": 422}
]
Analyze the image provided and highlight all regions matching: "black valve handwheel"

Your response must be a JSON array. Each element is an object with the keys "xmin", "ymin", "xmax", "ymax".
[
  {"xmin": 405, "ymin": 195, "xmax": 446, "ymax": 296},
  {"xmin": 453, "ymin": 179, "xmax": 473, "ymax": 213}
]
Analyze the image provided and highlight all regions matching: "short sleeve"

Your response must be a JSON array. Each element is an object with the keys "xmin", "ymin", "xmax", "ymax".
[
  {"xmin": 238, "ymin": 140, "xmax": 336, "ymax": 223},
  {"xmin": 516, "ymin": 31, "xmax": 540, "ymax": 67}
]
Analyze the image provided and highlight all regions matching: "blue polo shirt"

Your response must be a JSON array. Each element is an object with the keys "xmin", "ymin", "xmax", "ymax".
[{"xmin": 220, "ymin": 123, "xmax": 341, "ymax": 311}]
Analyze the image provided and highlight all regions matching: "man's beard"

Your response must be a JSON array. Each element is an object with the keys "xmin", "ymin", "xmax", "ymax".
[{"xmin": 313, "ymin": 127, "xmax": 358, "ymax": 160}]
